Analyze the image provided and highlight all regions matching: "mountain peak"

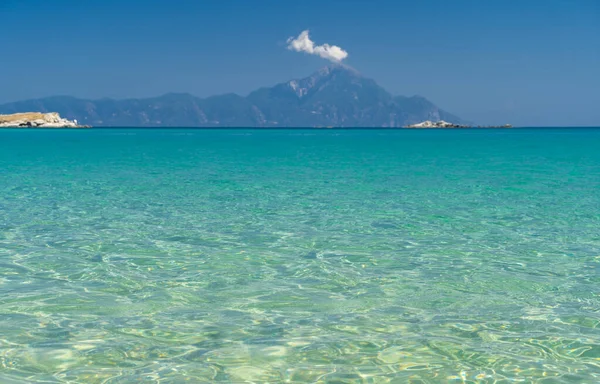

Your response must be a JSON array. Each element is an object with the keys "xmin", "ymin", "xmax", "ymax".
[
  {"xmin": 314, "ymin": 63, "xmax": 361, "ymax": 78},
  {"xmin": 283, "ymin": 64, "xmax": 366, "ymax": 99}
]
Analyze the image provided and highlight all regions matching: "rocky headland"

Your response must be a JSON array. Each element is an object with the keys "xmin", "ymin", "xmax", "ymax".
[{"xmin": 0, "ymin": 112, "xmax": 88, "ymax": 128}]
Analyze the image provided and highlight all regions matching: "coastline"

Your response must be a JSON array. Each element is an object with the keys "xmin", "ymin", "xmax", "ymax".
[{"xmin": 0, "ymin": 112, "xmax": 89, "ymax": 128}]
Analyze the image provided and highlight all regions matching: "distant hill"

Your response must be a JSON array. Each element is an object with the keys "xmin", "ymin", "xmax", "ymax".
[{"xmin": 0, "ymin": 65, "xmax": 464, "ymax": 127}]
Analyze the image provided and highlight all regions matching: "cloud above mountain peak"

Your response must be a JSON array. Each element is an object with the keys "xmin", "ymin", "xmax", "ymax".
[{"xmin": 286, "ymin": 30, "xmax": 348, "ymax": 63}]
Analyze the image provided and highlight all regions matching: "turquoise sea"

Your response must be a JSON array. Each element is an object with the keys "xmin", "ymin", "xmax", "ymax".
[{"xmin": 1, "ymin": 128, "xmax": 600, "ymax": 383}]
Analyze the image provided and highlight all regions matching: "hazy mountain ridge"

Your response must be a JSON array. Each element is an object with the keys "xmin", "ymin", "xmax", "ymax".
[{"xmin": 0, "ymin": 66, "xmax": 464, "ymax": 127}]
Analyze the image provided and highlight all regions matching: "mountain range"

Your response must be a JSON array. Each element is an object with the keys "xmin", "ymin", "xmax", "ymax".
[{"xmin": 0, "ymin": 65, "xmax": 464, "ymax": 127}]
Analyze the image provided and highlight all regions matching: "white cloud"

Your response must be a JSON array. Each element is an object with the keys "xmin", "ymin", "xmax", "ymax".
[{"xmin": 286, "ymin": 30, "xmax": 348, "ymax": 63}]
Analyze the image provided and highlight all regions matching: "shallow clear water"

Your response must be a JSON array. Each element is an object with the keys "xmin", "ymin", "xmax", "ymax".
[{"xmin": 1, "ymin": 129, "xmax": 600, "ymax": 383}]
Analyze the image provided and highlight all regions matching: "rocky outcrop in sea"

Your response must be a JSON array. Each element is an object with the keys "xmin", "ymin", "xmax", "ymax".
[
  {"xmin": 405, "ymin": 120, "xmax": 468, "ymax": 128},
  {"xmin": 0, "ymin": 112, "xmax": 87, "ymax": 128},
  {"xmin": 405, "ymin": 120, "xmax": 512, "ymax": 128}
]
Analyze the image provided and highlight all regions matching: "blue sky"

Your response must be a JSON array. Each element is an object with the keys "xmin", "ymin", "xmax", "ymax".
[{"xmin": 1, "ymin": 0, "xmax": 599, "ymax": 126}]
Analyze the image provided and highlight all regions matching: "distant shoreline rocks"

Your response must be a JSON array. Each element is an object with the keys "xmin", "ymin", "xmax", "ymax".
[
  {"xmin": 0, "ymin": 112, "xmax": 89, "ymax": 128},
  {"xmin": 0, "ymin": 113, "xmax": 514, "ymax": 130},
  {"xmin": 405, "ymin": 120, "xmax": 512, "ymax": 128}
]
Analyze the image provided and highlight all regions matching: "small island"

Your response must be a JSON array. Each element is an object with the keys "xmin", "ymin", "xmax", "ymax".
[
  {"xmin": 405, "ymin": 120, "xmax": 512, "ymax": 128},
  {"xmin": 0, "ymin": 112, "xmax": 89, "ymax": 128}
]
